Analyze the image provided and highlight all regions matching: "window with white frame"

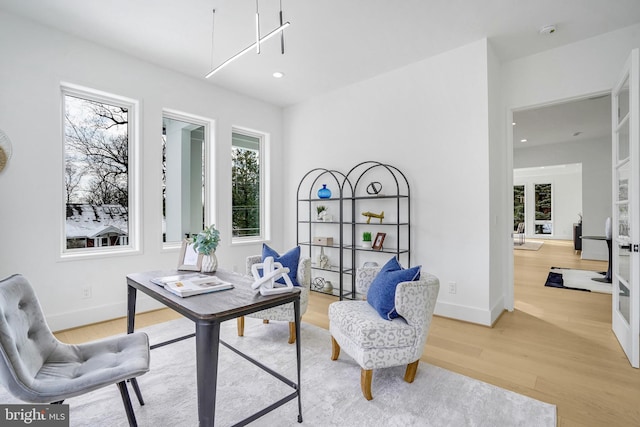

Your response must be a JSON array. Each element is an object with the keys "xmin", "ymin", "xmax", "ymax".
[
  {"xmin": 232, "ymin": 130, "xmax": 265, "ymax": 240},
  {"xmin": 534, "ymin": 183, "xmax": 553, "ymax": 235},
  {"xmin": 62, "ymin": 84, "xmax": 138, "ymax": 255}
]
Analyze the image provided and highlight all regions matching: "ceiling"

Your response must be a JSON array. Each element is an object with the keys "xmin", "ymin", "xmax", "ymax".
[
  {"xmin": 513, "ymin": 94, "xmax": 612, "ymax": 149},
  {"xmin": 2, "ymin": 0, "xmax": 640, "ymax": 108}
]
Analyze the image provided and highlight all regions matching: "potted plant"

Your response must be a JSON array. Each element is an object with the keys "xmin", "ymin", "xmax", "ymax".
[
  {"xmin": 316, "ymin": 205, "xmax": 327, "ymax": 221},
  {"xmin": 193, "ymin": 224, "xmax": 221, "ymax": 272},
  {"xmin": 362, "ymin": 231, "xmax": 372, "ymax": 248}
]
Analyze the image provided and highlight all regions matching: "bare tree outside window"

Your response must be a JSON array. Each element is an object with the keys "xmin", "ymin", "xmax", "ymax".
[
  {"xmin": 232, "ymin": 132, "xmax": 262, "ymax": 238},
  {"xmin": 63, "ymin": 91, "xmax": 132, "ymax": 251}
]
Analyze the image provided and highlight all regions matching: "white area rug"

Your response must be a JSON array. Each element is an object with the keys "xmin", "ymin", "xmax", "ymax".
[
  {"xmin": 514, "ymin": 240, "xmax": 544, "ymax": 251},
  {"xmin": 0, "ymin": 318, "xmax": 557, "ymax": 426},
  {"xmin": 547, "ymin": 267, "xmax": 612, "ymax": 294}
]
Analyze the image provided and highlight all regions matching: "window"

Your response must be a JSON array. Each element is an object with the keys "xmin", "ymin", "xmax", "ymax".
[
  {"xmin": 232, "ymin": 130, "xmax": 265, "ymax": 240},
  {"xmin": 534, "ymin": 183, "xmax": 552, "ymax": 235},
  {"xmin": 513, "ymin": 185, "xmax": 525, "ymax": 231},
  {"xmin": 62, "ymin": 84, "xmax": 139, "ymax": 256},
  {"xmin": 162, "ymin": 111, "xmax": 211, "ymax": 246}
]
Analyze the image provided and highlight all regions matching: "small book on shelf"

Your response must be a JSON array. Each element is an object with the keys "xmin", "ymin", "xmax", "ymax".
[{"xmin": 154, "ymin": 275, "xmax": 234, "ymax": 297}]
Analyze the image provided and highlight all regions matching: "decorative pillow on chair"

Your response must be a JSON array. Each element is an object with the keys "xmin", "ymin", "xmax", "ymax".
[
  {"xmin": 261, "ymin": 244, "xmax": 301, "ymax": 286},
  {"xmin": 367, "ymin": 257, "xmax": 421, "ymax": 320}
]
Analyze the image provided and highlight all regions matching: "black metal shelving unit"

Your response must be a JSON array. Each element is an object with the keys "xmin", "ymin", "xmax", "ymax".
[{"xmin": 296, "ymin": 162, "xmax": 411, "ymax": 300}]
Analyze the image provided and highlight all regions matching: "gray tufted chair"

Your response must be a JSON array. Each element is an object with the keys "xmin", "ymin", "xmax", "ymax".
[
  {"xmin": 0, "ymin": 274, "xmax": 150, "ymax": 426},
  {"xmin": 329, "ymin": 267, "xmax": 439, "ymax": 400},
  {"xmin": 237, "ymin": 255, "xmax": 311, "ymax": 344}
]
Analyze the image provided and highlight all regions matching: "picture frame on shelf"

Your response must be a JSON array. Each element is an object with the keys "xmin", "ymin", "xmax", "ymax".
[
  {"xmin": 178, "ymin": 238, "xmax": 203, "ymax": 271},
  {"xmin": 372, "ymin": 232, "xmax": 386, "ymax": 250}
]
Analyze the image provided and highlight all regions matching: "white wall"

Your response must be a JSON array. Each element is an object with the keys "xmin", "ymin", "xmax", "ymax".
[
  {"xmin": 514, "ymin": 138, "xmax": 610, "ymax": 260},
  {"xmin": 0, "ymin": 11, "xmax": 285, "ymax": 331},
  {"xmin": 513, "ymin": 164, "xmax": 583, "ymax": 241},
  {"xmin": 284, "ymin": 39, "xmax": 496, "ymax": 325}
]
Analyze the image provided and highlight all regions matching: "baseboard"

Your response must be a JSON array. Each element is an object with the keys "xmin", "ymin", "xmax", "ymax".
[
  {"xmin": 48, "ymin": 294, "xmax": 167, "ymax": 332},
  {"xmin": 434, "ymin": 300, "xmax": 494, "ymax": 327}
]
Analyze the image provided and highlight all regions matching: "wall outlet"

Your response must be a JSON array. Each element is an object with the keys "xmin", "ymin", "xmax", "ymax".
[
  {"xmin": 81, "ymin": 285, "xmax": 92, "ymax": 299},
  {"xmin": 448, "ymin": 281, "xmax": 457, "ymax": 294}
]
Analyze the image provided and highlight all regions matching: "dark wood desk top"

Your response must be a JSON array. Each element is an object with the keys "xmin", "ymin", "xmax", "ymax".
[{"xmin": 127, "ymin": 269, "xmax": 301, "ymax": 323}]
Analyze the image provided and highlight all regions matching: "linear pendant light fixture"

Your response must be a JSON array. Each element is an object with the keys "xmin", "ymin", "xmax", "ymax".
[{"xmin": 205, "ymin": 0, "xmax": 290, "ymax": 79}]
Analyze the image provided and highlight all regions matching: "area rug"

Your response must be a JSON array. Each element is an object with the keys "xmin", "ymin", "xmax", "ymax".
[
  {"xmin": 545, "ymin": 267, "xmax": 612, "ymax": 294},
  {"xmin": 0, "ymin": 318, "xmax": 556, "ymax": 426},
  {"xmin": 514, "ymin": 241, "xmax": 544, "ymax": 251}
]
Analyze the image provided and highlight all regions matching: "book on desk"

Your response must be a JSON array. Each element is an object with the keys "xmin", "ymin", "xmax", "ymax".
[{"xmin": 151, "ymin": 274, "xmax": 234, "ymax": 297}]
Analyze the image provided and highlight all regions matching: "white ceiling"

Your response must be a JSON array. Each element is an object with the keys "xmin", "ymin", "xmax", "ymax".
[
  {"xmin": 513, "ymin": 94, "xmax": 612, "ymax": 149},
  {"xmin": 2, "ymin": 0, "xmax": 640, "ymax": 108}
]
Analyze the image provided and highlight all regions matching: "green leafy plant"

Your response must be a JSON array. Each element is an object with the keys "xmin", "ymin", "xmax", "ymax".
[
  {"xmin": 316, "ymin": 205, "xmax": 327, "ymax": 215},
  {"xmin": 362, "ymin": 231, "xmax": 372, "ymax": 242},
  {"xmin": 193, "ymin": 224, "xmax": 221, "ymax": 255}
]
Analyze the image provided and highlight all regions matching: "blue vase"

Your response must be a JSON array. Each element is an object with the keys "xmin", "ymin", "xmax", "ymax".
[{"xmin": 318, "ymin": 184, "xmax": 332, "ymax": 199}]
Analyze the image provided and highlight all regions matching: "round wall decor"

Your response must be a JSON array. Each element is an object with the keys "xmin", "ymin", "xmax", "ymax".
[{"xmin": 0, "ymin": 129, "xmax": 12, "ymax": 174}]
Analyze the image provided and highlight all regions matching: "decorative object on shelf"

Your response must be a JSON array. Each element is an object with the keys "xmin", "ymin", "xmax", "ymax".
[
  {"xmin": 0, "ymin": 129, "xmax": 12, "ymax": 174},
  {"xmin": 323, "ymin": 280, "xmax": 333, "ymax": 293},
  {"xmin": 316, "ymin": 205, "xmax": 327, "ymax": 220},
  {"xmin": 372, "ymin": 232, "xmax": 386, "ymax": 250},
  {"xmin": 366, "ymin": 181, "xmax": 383, "ymax": 196},
  {"xmin": 205, "ymin": 1, "xmax": 290, "ymax": 78},
  {"xmin": 313, "ymin": 236, "xmax": 334, "ymax": 246},
  {"xmin": 317, "ymin": 184, "xmax": 332, "ymax": 199},
  {"xmin": 312, "ymin": 277, "xmax": 327, "ymax": 291},
  {"xmin": 193, "ymin": 224, "xmax": 221, "ymax": 273},
  {"xmin": 316, "ymin": 205, "xmax": 331, "ymax": 221},
  {"xmin": 362, "ymin": 231, "xmax": 372, "ymax": 248},
  {"xmin": 362, "ymin": 210, "xmax": 384, "ymax": 224},
  {"xmin": 318, "ymin": 247, "xmax": 330, "ymax": 269}
]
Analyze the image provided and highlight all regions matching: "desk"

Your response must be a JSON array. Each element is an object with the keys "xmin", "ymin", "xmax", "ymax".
[
  {"xmin": 581, "ymin": 236, "xmax": 612, "ymax": 283},
  {"xmin": 126, "ymin": 269, "xmax": 302, "ymax": 427}
]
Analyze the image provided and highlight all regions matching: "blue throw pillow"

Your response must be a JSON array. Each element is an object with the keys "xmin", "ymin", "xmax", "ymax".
[
  {"xmin": 367, "ymin": 257, "xmax": 421, "ymax": 320},
  {"xmin": 261, "ymin": 244, "xmax": 300, "ymax": 286}
]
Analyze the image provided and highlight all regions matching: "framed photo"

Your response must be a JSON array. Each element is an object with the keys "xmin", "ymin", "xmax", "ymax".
[
  {"xmin": 372, "ymin": 232, "xmax": 386, "ymax": 251},
  {"xmin": 178, "ymin": 239, "xmax": 203, "ymax": 271}
]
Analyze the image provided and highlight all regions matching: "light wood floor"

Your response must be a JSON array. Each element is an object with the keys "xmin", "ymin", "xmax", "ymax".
[{"xmin": 54, "ymin": 240, "xmax": 640, "ymax": 426}]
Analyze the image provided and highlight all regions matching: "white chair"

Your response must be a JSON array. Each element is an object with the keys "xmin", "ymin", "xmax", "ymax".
[
  {"xmin": 329, "ymin": 266, "xmax": 439, "ymax": 400},
  {"xmin": 237, "ymin": 255, "xmax": 311, "ymax": 343},
  {"xmin": 0, "ymin": 274, "xmax": 150, "ymax": 426},
  {"xmin": 513, "ymin": 222, "xmax": 525, "ymax": 245}
]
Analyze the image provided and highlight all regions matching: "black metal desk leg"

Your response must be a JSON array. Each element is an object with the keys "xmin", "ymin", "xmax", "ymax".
[
  {"xmin": 196, "ymin": 320, "xmax": 220, "ymax": 427},
  {"xmin": 294, "ymin": 298, "xmax": 303, "ymax": 423},
  {"xmin": 127, "ymin": 285, "xmax": 137, "ymax": 334},
  {"xmin": 126, "ymin": 285, "xmax": 144, "ymax": 405}
]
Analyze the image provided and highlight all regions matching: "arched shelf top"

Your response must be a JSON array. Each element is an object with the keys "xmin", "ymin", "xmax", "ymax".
[
  {"xmin": 343, "ymin": 160, "xmax": 410, "ymax": 199},
  {"xmin": 296, "ymin": 168, "xmax": 348, "ymax": 201}
]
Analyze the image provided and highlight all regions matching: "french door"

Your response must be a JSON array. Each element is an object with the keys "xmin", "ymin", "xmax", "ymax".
[{"xmin": 612, "ymin": 48, "xmax": 639, "ymax": 368}]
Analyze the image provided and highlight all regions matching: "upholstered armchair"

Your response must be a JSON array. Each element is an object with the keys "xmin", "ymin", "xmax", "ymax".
[
  {"xmin": 0, "ymin": 274, "xmax": 150, "ymax": 426},
  {"xmin": 236, "ymin": 254, "xmax": 311, "ymax": 343},
  {"xmin": 329, "ymin": 266, "xmax": 439, "ymax": 400}
]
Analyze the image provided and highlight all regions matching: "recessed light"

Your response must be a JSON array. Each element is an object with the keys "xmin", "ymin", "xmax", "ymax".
[
  {"xmin": 512, "ymin": 122, "xmax": 516, "ymax": 126},
  {"xmin": 520, "ymin": 139, "xmax": 528, "ymax": 143},
  {"xmin": 273, "ymin": 71, "xmax": 285, "ymax": 78}
]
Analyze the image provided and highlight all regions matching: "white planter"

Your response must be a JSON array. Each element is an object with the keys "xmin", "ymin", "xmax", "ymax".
[{"xmin": 201, "ymin": 252, "xmax": 218, "ymax": 273}]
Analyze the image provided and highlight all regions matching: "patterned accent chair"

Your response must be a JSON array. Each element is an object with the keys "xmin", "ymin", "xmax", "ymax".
[
  {"xmin": 329, "ymin": 266, "xmax": 439, "ymax": 400},
  {"xmin": 0, "ymin": 274, "xmax": 150, "ymax": 426},
  {"xmin": 236, "ymin": 255, "xmax": 311, "ymax": 344}
]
